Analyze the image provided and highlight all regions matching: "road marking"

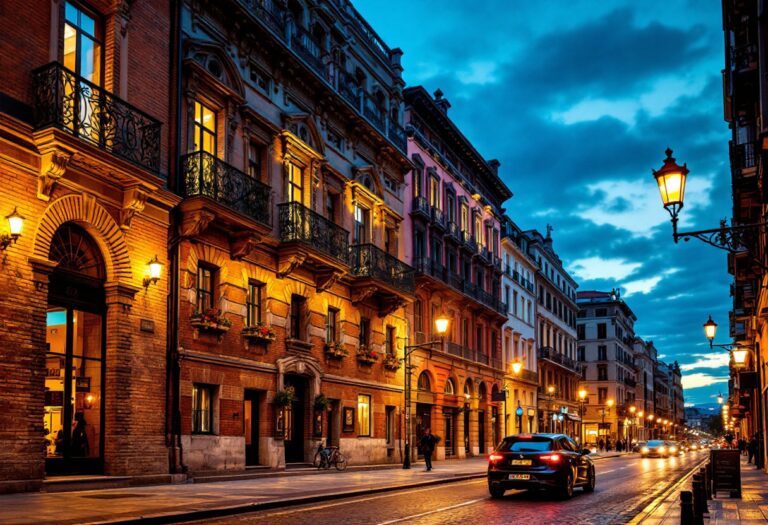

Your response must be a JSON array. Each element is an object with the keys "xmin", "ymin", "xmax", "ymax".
[
  {"xmin": 235, "ymin": 479, "xmax": 486, "ymax": 520},
  {"xmin": 376, "ymin": 499, "xmax": 482, "ymax": 525},
  {"xmin": 601, "ymin": 469, "xmax": 616, "ymax": 474}
]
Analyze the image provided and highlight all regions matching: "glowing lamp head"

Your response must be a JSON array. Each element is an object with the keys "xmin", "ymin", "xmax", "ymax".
[
  {"xmin": 6, "ymin": 207, "xmax": 24, "ymax": 237},
  {"xmin": 547, "ymin": 385, "xmax": 555, "ymax": 394},
  {"xmin": 703, "ymin": 315, "xmax": 717, "ymax": 343},
  {"xmin": 143, "ymin": 255, "xmax": 164, "ymax": 288},
  {"xmin": 653, "ymin": 148, "xmax": 688, "ymax": 210},
  {"xmin": 578, "ymin": 388, "xmax": 588, "ymax": 401},
  {"xmin": 511, "ymin": 361, "xmax": 523, "ymax": 375},
  {"xmin": 629, "ymin": 406, "xmax": 637, "ymax": 414},
  {"xmin": 607, "ymin": 399, "xmax": 615, "ymax": 408},
  {"xmin": 434, "ymin": 314, "xmax": 450, "ymax": 335},
  {"xmin": 731, "ymin": 348, "xmax": 748, "ymax": 368},
  {"xmin": 648, "ymin": 414, "xmax": 654, "ymax": 421}
]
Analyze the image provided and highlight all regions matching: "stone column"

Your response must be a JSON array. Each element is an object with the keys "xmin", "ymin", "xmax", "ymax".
[
  {"xmin": 433, "ymin": 405, "xmax": 445, "ymax": 461},
  {"xmin": 455, "ymin": 407, "xmax": 466, "ymax": 459},
  {"xmin": 469, "ymin": 398, "xmax": 479, "ymax": 457}
]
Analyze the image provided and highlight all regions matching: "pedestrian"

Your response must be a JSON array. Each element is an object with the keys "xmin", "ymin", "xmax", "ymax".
[
  {"xmin": 598, "ymin": 438, "xmax": 604, "ymax": 452},
  {"xmin": 419, "ymin": 427, "xmax": 437, "ymax": 472},
  {"xmin": 616, "ymin": 440, "xmax": 622, "ymax": 452},
  {"xmin": 738, "ymin": 438, "xmax": 747, "ymax": 455},
  {"xmin": 606, "ymin": 438, "xmax": 612, "ymax": 452},
  {"xmin": 747, "ymin": 433, "xmax": 758, "ymax": 464}
]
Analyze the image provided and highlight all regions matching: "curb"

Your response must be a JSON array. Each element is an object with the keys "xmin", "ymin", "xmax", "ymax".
[
  {"xmin": 626, "ymin": 456, "xmax": 709, "ymax": 525},
  {"xmin": 83, "ymin": 472, "xmax": 488, "ymax": 525}
]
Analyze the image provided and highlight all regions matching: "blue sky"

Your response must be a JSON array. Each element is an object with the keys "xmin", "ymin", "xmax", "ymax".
[{"xmin": 356, "ymin": 0, "xmax": 732, "ymax": 405}]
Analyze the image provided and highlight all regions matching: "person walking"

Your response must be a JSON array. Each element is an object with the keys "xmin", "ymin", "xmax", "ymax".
[
  {"xmin": 419, "ymin": 428, "xmax": 438, "ymax": 472},
  {"xmin": 598, "ymin": 438, "xmax": 605, "ymax": 452},
  {"xmin": 747, "ymin": 433, "xmax": 758, "ymax": 464},
  {"xmin": 606, "ymin": 438, "xmax": 612, "ymax": 452},
  {"xmin": 738, "ymin": 438, "xmax": 747, "ymax": 456}
]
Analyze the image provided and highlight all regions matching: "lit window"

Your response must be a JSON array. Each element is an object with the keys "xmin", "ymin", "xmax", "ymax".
[
  {"xmin": 326, "ymin": 307, "xmax": 339, "ymax": 343},
  {"xmin": 354, "ymin": 205, "xmax": 370, "ymax": 244},
  {"xmin": 247, "ymin": 282, "xmax": 263, "ymax": 327},
  {"xmin": 192, "ymin": 101, "xmax": 217, "ymax": 154},
  {"xmin": 196, "ymin": 264, "xmax": 215, "ymax": 312},
  {"xmin": 357, "ymin": 394, "xmax": 371, "ymax": 436},
  {"xmin": 192, "ymin": 384, "xmax": 215, "ymax": 434}
]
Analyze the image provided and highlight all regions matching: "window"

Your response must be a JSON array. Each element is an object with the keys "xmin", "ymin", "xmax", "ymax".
[
  {"xmin": 595, "ymin": 308, "xmax": 607, "ymax": 317},
  {"xmin": 246, "ymin": 281, "xmax": 263, "ymax": 327},
  {"xmin": 354, "ymin": 205, "xmax": 370, "ymax": 244},
  {"xmin": 192, "ymin": 100, "xmax": 217, "ymax": 154},
  {"xmin": 460, "ymin": 203, "xmax": 469, "ymax": 233},
  {"xmin": 385, "ymin": 326, "xmax": 395, "ymax": 355},
  {"xmin": 357, "ymin": 394, "xmax": 371, "ymax": 436},
  {"xmin": 446, "ymin": 191, "xmax": 456, "ymax": 223},
  {"xmin": 63, "ymin": 1, "xmax": 102, "ymax": 85},
  {"xmin": 288, "ymin": 163, "xmax": 303, "ymax": 203},
  {"xmin": 326, "ymin": 307, "xmax": 339, "ymax": 343},
  {"xmin": 417, "ymin": 371, "xmax": 431, "ymax": 391},
  {"xmin": 413, "ymin": 301, "xmax": 423, "ymax": 334},
  {"xmin": 476, "ymin": 325, "xmax": 484, "ymax": 355},
  {"xmin": 196, "ymin": 264, "xmax": 215, "ymax": 312},
  {"xmin": 578, "ymin": 346, "xmax": 585, "ymax": 361},
  {"xmin": 597, "ymin": 323, "xmax": 607, "ymax": 339},
  {"xmin": 598, "ymin": 365, "xmax": 608, "ymax": 381},
  {"xmin": 247, "ymin": 142, "xmax": 263, "ymax": 179},
  {"xmin": 326, "ymin": 191, "xmax": 339, "ymax": 224},
  {"xmin": 290, "ymin": 294, "xmax": 306, "ymax": 339},
  {"xmin": 474, "ymin": 213, "xmax": 483, "ymax": 246},
  {"xmin": 385, "ymin": 406, "xmax": 395, "ymax": 445},
  {"xmin": 513, "ymin": 290, "xmax": 518, "ymax": 315},
  {"xmin": 249, "ymin": 63, "xmax": 270, "ymax": 94},
  {"xmin": 429, "ymin": 175, "xmax": 440, "ymax": 208},
  {"xmin": 192, "ymin": 384, "xmax": 215, "ymax": 434},
  {"xmin": 359, "ymin": 317, "xmax": 370, "ymax": 346},
  {"xmin": 577, "ymin": 325, "xmax": 585, "ymax": 340},
  {"xmin": 445, "ymin": 378, "xmax": 455, "ymax": 394},
  {"xmin": 505, "ymin": 286, "xmax": 511, "ymax": 314},
  {"xmin": 412, "ymin": 167, "xmax": 423, "ymax": 198},
  {"xmin": 597, "ymin": 345, "xmax": 608, "ymax": 360},
  {"xmin": 598, "ymin": 388, "xmax": 607, "ymax": 404}
]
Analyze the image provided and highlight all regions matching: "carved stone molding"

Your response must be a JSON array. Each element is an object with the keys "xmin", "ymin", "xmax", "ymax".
[
  {"xmin": 229, "ymin": 231, "xmax": 262, "ymax": 260},
  {"xmin": 180, "ymin": 210, "xmax": 216, "ymax": 238},
  {"xmin": 351, "ymin": 285, "xmax": 378, "ymax": 305},
  {"xmin": 38, "ymin": 148, "xmax": 71, "ymax": 201},
  {"xmin": 315, "ymin": 270, "xmax": 344, "ymax": 292},
  {"xmin": 378, "ymin": 297, "xmax": 406, "ymax": 318},
  {"xmin": 119, "ymin": 186, "xmax": 148, "ymax": 230},
  {"xmin": 277, "ymin": 252, "xmax": 307, "ymax": 278}
]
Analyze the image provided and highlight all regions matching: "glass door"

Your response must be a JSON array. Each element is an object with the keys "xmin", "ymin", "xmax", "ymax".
[{"xmin": 45, "ymin": 307, "xmax": 104, "ymax": 474}]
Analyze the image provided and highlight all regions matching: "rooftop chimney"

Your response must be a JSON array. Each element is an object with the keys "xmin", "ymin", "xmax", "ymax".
[
  {"xmin": 433, "ymin": 88, "xmax": 451, "ymax": 113},
  {"xmin": 488, "ymin": 159, "xmax": 500, "ymax": 175}
]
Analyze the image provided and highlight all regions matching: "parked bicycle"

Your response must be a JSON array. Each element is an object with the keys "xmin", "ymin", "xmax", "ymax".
[{"xmin": 313, "ymin": 441, "xmax": 347, "ymax": 471}]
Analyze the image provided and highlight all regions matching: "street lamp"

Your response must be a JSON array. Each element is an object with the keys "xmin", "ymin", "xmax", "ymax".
[
  {"xmin": 717, "ymin": 393, "xmax": 724, "ymax": 405},
  {"xmin": 629, "ymin": 406, "xmax": 637, "ymax": 444},
  {"xmin": 601, "ymin": 399, "xmax": 614, "ymax": 443},
  {"xmin": 403, "ymin": 314, "xmax": 449, "ymax": 469},
  {"xmin": 653, "ymin": 148, "xmax": 768, "ymax": 253},
  {"xmin": 547, "ymin": 385, "xmax": 556, "ymax": 432},
  {"xmin": 578, "ymin": 388, "xmax": 588, "ymax": 446}
]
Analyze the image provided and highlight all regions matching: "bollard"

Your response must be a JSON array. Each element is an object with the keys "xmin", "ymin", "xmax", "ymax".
[
  {"xmin": 680, "ymin": 490, "xmax": 694, "ymax": 525},
  {"xmin": 699, "ymin": 466, "xmax": 711, "ymax": 500},
  {"xmin": 692, "ymin": 474, "xmax": 708, "ymax": 521}
]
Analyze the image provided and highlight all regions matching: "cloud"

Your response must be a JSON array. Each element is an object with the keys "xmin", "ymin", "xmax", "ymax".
[
  {"xmin": 681, "ymin": 373, "xmax": 729, "ymax": 390},
  {"xmin": 621, "ymin": 269, "xmax": 679, "ymax": 296},
  {"xmin": 569, "ymin": 256, "xmax": 642, "ymax": 281},
  {"xmin": 680, "ymin": 353, "xmax": 730, "ymax": 371}
]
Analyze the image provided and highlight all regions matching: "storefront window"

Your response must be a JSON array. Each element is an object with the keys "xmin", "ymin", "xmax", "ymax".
[
  {"xmin": 192, "ymin": 384, "xmax": 215, "ymax": 434},
  {"xmin": 357, "ymin": 394, "xmax": 371, "ymax": 436}
]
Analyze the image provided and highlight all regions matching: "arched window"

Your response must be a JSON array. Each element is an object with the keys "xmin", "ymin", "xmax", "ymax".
[
  {"xmin": 478, "ymin": 382, "xmax": 487, "ymax": 402},
  {"xmin": 445, "ymin": 378, "xmax": 455, "ymax": 395},
  {"xmin": 417, "ymin": 371, "xmax": 431, "ymax": 391}
]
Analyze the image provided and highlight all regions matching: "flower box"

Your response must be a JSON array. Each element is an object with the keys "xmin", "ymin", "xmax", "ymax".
[
  {"xmin": 242, "ymin": 324, "xmax": 276, "ymax": 342},
  {"xmin": 324, "ymin": 342, "xmax": 348, "ymax": 359},
  {"xmin": 190, "ymin": 319, "xmax": 231, "ymax": 334},
  {"xmin": 190, "ymin": 309, "xmax": 231, "ymax": 339},
  {"xmin": 382, "ymin": 354, "xmax": 402, "ymax": 371},
  {"xmin": 356, "ymin": 345, "xmax": 378, "ymax": 365}
]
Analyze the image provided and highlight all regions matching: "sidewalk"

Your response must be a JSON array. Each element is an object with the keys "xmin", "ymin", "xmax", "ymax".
[
  {"xmin": 0, "ymin": 453, "xmax": 628, "ymax": 525},
  {"xmin": 632, "ymin": 457, "xmax": 768, "ymax": 524}
]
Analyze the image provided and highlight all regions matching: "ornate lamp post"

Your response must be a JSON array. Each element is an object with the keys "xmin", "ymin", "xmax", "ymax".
[
  {"xmin": 508, "ymin": 361, "xmax": 522, "ymax": 436},
  {"xmin": 547, "ymin": 385, "xmax": 556, "ymax": 432},
  {"xmin": 578, "ymin": 388, "xmax": 588, "ymax": 446},
  {"xmin": 629, "ymin": 405, "xmax": 637, "ymax": 445},
  {"xmin": 403, "ymin": 314, "xmax": 449, "ymax": 469}
]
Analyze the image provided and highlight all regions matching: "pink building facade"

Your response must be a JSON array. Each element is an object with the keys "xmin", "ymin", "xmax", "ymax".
[{"xmin": 402, "ymin": 87, "xmax": 513, "ymax": 460}]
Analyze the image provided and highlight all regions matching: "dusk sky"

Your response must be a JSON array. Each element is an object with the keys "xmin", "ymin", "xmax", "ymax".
[{"xmin": 356, "ymin": 0, "xmax": 732, "ymax": 405}]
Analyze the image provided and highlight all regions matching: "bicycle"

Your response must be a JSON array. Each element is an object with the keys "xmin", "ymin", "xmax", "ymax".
[{"xmin": 314, "ymin": 442, "xmax": 347, "ymax": 471}]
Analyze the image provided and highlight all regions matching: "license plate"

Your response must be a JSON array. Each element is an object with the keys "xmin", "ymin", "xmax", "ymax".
[
  {"xmin": 511, "ymin": 459, "xmax": 532, "ymax": 465},
  {"xmin": 509, "ymin": 474, "xmax": 530, "ymax": 480}
]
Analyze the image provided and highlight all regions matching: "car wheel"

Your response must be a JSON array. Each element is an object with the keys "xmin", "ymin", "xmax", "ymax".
[
  {"xmin": 583, "ymin": 466, "xmax": 595, "ymax": 493},
  {"xmin": 560, "ymin": 470, "xmax": 575, "ymax": 499},
  {"xmin": 489, "ymin": 484, "xmax": 505, "ymax": 499}
]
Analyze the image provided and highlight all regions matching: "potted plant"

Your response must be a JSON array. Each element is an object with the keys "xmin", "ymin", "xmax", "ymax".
[
  {"xmin": 242, "ymin": 322, "xmax": 276, "ymax": 342},
  {"xmin": 313, "ymin": 393, "xmax": 329, "ymax": 412},
  {"xmin": 273, "ymin": 386, "xmax": 295, "ymax": 407},
  {"xmin": 190, "ymin": 308, "xmax": 231, "ymax": 334},
  {"xmin": 356, "ymin": 344, "xmax": 378, "ymax": 365},
  {"xmin": 382, "ymin": 353, "xmax": 402, "ymax": 371},
  {"xmin": 273, "ymin": 386, "xmax": 295, "ymax": 440},
  {"xmin": 324, "ymin": 341, "xmax": 348, "ymax": 359}
]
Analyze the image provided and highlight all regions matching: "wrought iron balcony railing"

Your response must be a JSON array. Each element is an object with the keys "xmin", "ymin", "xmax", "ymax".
[
  {"xmin": 33, "ymin": 62, "xmax": 161, "ymax": 173},
  {"xmin": 362, "ymin": 92, "xmax": 386, "ymax": 132},
  {"xmin": 349, "ymin": 243, "xmax": 415, "ymax": 294},
  {"xmin": 410, "ymin": 196, "xmax": 431, "ymax": 218},
  {"xmin": 446, "ymin": 221, "xmax": 461, "ymax": 240},
  {"xmin": 537, "ymin": 346, "xmax": 579, "ymax": 373},
  {"xmin": 445, "ymin": 341, "xmax": 463, "ymax": 358},
  {"xmin": 182, "ymin": 151, "xmax": 271, "ymax": 226},
  {"xmin": 388, "ymin": 121, "xmax": 407, "ymax": 151},
  {"xmin": 278, "ymin": 201, "xmax": 349, "ymax": 263},
  {"xmin": 430, "ymin": 207, "xmax": 447, "ymax": 230},
  {"xmin": 243, "ymin": 0, "xmax": 286, "ymax": 37},
  {"xmin": 291, "ymin": 25, "xmax": 324, "ymax": 75}
]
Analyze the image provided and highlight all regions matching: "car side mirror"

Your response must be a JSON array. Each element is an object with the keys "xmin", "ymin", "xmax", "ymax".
[{"xmin": 581, "ymin": 448, "xmax": 591, "ymax": 455}]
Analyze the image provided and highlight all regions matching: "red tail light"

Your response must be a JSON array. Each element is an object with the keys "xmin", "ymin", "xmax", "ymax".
[
  {"xmin": 539, "ymin": 454, "xmax": 561, "ymax": 463},
  {"xmin": 489, "ymin": 453, "xmax": 504, "ymax": 463}
]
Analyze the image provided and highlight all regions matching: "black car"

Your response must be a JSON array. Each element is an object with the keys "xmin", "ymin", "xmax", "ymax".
[{"xmin": 487, "ymin": 433, "xmax": 595, "ymax": 499}]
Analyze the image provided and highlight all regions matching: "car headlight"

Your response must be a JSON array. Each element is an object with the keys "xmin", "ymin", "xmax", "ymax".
[
  {"xmin": 670, "ymin": 447, "xmax": 677, "ymax": 453},
  {"xmin": 659, "ymin": 446, "xmax": 666, "ymax": 453},
  {"xmin": 641, "ymin": 447, "xmax": 649, "ymax": 453}
]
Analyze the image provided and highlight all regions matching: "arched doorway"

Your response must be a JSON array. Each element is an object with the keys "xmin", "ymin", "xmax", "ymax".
[{"xmin": 44, "ymin": 223, "xmax": 106, "ymax": 475}]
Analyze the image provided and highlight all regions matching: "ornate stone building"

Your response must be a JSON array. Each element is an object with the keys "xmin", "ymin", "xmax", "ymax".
[
  {"xmin": 403, "ymin": 87, "xmax": 511, "ymax": 459},
  {"xmin": 172, "ymin": 0, "xmax": 413, "ymax": 472},
  {"xmin": 527, "ymin": 229, "xmax": 580, "ymax": 437},
  {"xmin": 0, "ymin": 0, "xmax": 177, "ymax": 492}
]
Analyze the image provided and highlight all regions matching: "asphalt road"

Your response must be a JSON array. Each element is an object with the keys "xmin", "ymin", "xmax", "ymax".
[{"xmin": 191, "ymin": 451, "xmax": 707, "ymax": 525}]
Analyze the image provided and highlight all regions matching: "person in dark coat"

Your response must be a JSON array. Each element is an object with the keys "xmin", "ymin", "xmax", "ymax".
[
  {"xmin": 419, "ymin": 428, "xmax": 438, "ymax": 471},
  {"xmin": 747, "ymin": 434, "xmax": 758, "ymax": 464},
  {"xmin": 738, "ymin": 438, "xmax": 747, "ymax": 455},
  {"xmin": 71, "ymin": 412, "xmax": 90, "ymax": 457},
  {"xmin": 598, "ymin": 438, "xmax": 605, "ymax": 452}
]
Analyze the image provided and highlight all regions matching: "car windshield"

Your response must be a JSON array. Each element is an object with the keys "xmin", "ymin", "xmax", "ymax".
[
  {"xmin": 498, "ymin": 437, "xmax": 553, "ymax": 452},
  {"xmin": 647, "ymin": 440, "xmax": 665, "ymax": 446}
]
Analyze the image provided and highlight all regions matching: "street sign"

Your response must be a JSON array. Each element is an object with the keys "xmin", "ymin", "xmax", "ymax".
[{"xmin": 491, "ymin": 391, "xmax": 507, "ymax": 401}]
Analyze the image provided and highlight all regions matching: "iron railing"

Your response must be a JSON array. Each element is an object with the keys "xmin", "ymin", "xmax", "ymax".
[
  {"xmin": 362, "ymin": 92, "xmax": 386, "ymax": 132},
  {"xmin": 410, "ymin": 196, "xmax": 431, "ymax": 218},
  {"xmin": 490, "ymin": 357, "xmax": 502, "ymax": 370},
  {"xmin": 430, "ymin": 207, "xmax": 447, "ymax": 230},
  {"xmin": 537, "ymin": 346, "xmax": 579, "ymax": 373},
  {"xmin": 278, "ymin": 202, "xmax": 349, "ymax": 263},
  {"xmin": 33, "ymin": 62, "xmax": 161, "ymax": 173},
  {"xmin": 182, "ymin": 151, "xmax": 271, "ymax": 226},
  {"xmin": 337, "ymin": 68, "xmax": 360, "ymax": 108},
  {"xmin": 349, "ymin": 243, "xmax": 415, "ymax": 294},
  {"xmin": 243, "ymin": 0, "xmax": 286, "ymax": 37},
  {"xmin": 446, "ymin": 221, "xmax": 460, "ymax": 240},
  {"xmin": 291, "ymin": 24, "xmax": 324, "ymax": 75},
  {"xmin": 388, "ymin": 121, "xmax": 407, "ymax": 151},
  {"xmin": 445, "ymin": 342, "xmax": 463, "ymax": 358}
]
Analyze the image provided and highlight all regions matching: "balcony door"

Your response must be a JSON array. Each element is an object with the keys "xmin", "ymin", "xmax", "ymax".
[{"xmin": 45, "ymin": 223, "xmax": 106, "ymax": 475}]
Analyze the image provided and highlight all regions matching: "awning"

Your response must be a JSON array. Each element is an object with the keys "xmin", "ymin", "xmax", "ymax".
[{"xmin": 566, "ymin": 413, "xmax": 581, "ymax": 421}]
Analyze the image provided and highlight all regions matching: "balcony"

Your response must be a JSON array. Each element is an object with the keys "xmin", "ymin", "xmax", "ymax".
[
  {"xmin": 349, "ymin": 243, "xmax": 415, "ymax": 296},
  {"xmin": 462, "ymin": 232, "xmax": 478, "ymax": 253},
  {"xmin": 537, "ymin": 346, "xmax": 579, "ymax": 374},
  {"xmin": 388, "ymin": 121, "xmax": 407, "ymax": 152},
  {"xmin": 446, "ymin": 221, "xmax": 461, "ymax": 241},
  {"xmin": 430, "ymin": 207, "xmax": 447, "ymax": 230},
  {"xmin": 33, "ymin": 61, "xmax": 161, "ymax": 174},
  {"xmin": 362, "ymin": 92, "xmax": 386, "ymax": 133},
  {"xmin": 278, "ymin": 202, "xmax": 349, "ymax": 266},
  {"xmin": 182, "ymin": 151, "xmax": 271, "ymax": 227},
  {"xmin": 291, "ymin": 25, "xmax": 324, "ymax": 75},
  {"xmin": 623, "ymin": 377, "xmax": 637, "ymax": 388},
  {"xmin": 445, "ymin": 341, "xmax": 464, "ymax": 358},
  {"xmin": 243, "ymin": 0, "xmax": 286, "ymax": 37},
  {"xmin": 410, "ymin": 196, "xmax": 431, "ymax": 220}
]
